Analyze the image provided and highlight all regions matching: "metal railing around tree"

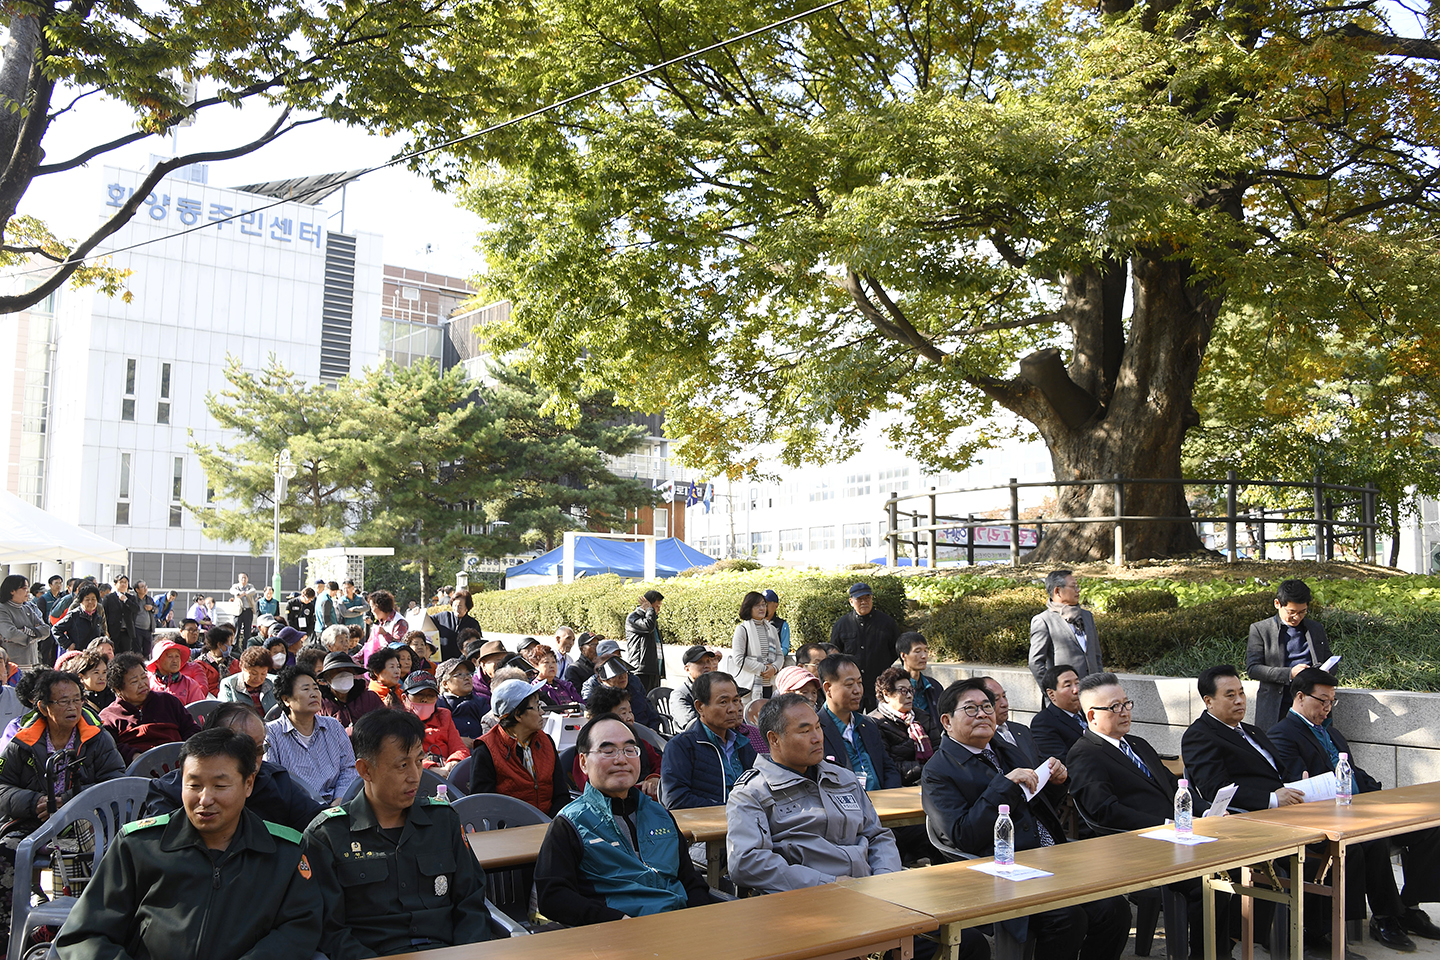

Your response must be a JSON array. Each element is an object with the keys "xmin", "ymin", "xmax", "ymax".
[{"xmin": 883, "ymin": 471, "xmax": 1382, "ymax": 566}]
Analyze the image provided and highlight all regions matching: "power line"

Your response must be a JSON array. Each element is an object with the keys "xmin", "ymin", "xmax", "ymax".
[{"xmin": 10, "ymin": 0, "xmax": 853, "ymax": 277}]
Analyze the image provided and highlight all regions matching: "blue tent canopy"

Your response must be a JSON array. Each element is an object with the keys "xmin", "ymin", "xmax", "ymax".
[{"xmin": 505, "ymin": 537, "xmax": 717, "ymax": 581}]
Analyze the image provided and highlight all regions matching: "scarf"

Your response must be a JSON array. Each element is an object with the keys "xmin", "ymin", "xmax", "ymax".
[
  {"xmin": 875, "ymin": 702, "xmax": 933, "ymax": 761},
  {"xmin": 1047, "ymin": 599, "xmax": 1086, "ymax": 626}
]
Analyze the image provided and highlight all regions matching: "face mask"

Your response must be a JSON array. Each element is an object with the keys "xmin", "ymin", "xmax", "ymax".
[
  {"xmin": 410, "ymin": 702, "xmax": 436, "ymax": 720},
  {"xmin": 330, "ymin": 674, "xmax": 356, "ymax": 694},
  {"xmin": 271, "ymin": 653, "xmax": 287, "ymax": 668}
]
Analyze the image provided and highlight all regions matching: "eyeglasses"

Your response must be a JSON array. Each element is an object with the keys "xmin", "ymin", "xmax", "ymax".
[
  {"xmin": 45, "ymin": 697, "xmax": 82, "ymax": 708},
  {"xmin": 891, "ymin": 687, "xmax": 914, "ymax": 697},
  {"xmin": 589, "ymin": 744, "xmax": 642, "ymax": 759},
  {"xmin": 1091, "ymin": 700, "xmax": 1135, "ymax": 714},
  {"xmin": 958, "ymin": 701, "xmax": 996, "ymax": 718},
  {"xmin": 1302, "ymin": 692, "xmax": 1336, "ymax": 708}
]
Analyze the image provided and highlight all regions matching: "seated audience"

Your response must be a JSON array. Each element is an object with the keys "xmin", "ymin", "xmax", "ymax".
[
  {"xmin": 922, "ymin": 678, "xmax": 1130, "ymax": 960},
  {"xmin": 146, "ymin": 638, "xmax": 208, "ymax": 705},
  {"xmin": 54, "ymin": 728, "xmax": 323, "ymax": 959},
  {"xmin": 868, "ymin": 667, "xmax": 934, "ymax": 785},
  {"xmin": 774, "ymin": 665, "xmax": 822, "ymax": 707},
  {"xmin": 301, "ymin": 709, "xmax": 491, "ymax": 959},
  {"xmin": 977, "ymin": 675, "xmax": 1038, "ymax": 765},
  {"xmin": 1030, "ymin": 663, "xmax": 1089, "ymax": 762},
  {"xmin": 470, "ymin": 678, "xmax": 568, "ymax": 816},
  {"xmin": 406, "ymin": 632, "xmax": 438, "ymax": 675},
  {"xmin": 795, "ymin": 641, "xmax": 830, "ymax": 676},
  {"xmin": 0, "ymin": 648, "xmax": 18, "ymax": 687},
  {"xmin": 143, "ymin": 701, "xmax": 323, "ymax": 831},
  {"xmin": 1180, "ymin": 664, "xmax": 1303, "ymax": 813},
  {"xmin": 743, "ymin": 698, "xmax": 770, "ymax": 755},
  {"xmin": 264, "ymin": 665, "xmax": 358, "ymax": 804},
  {"xmin": 536, "ymin": 713, "xmax": 718, "ymax": 925},
  {"xmin": 316, "ymin": 652, "xmax": 384, "ymax": 731},
  {"xmin": 61, "ymin": 648, "xmax": 114, "ymax": 713},
  {"xmin": 366, "ymin": 645, "xmax": 406, "ymax": 708},
  {"xmin": 816, "ymin": 654, "xmax": 900, "ymax": 791},
  {"xmin": 580, "ymin": 648, "xmax": 663, "ymax": 730},
  {"xmin": 1267, "ymin": 667, "xmax": 1440, "ymax": 950},
  {"xmin": 670, "ymin": 644, "xmax": 720, "ymax": 729},
  {"xmin": 573, "ymin": 686, "xmax": 662, "ymax": 796},
  {"xmin": 660, "ymin": 671, "xmax": 756, "ymax": 809},
  {"xmin": 896, "ymin": 631, "xmax": 945, "ymax": 741},
  {"xmin": 219, "ymin": 646, "xmax": 281, "ymax": 716},
  {"xmin": 99, "ymin": 652, "xmax": 201, "ymax": 762},
  {"xmin": 0, "ymin": 669, "xmax": 125, "ymax": 936},
  {"xmin": 464, "ymin": 636, "xmax": 506, "ymax": 699},
  {"xmin": 400, "ymin": 672, "xmax": 469, "ymax": 775},
  {"xmin": 191, "ymin": 625, "xmax": 239, "ymax": 697},
  {"xmin": 525, "ymin": 642, "xmax": 580, "ymax": 706},
  {"xmin": 436, "ymin": 657, "xmax": 488, "ymax": 743},
  {"xmin": 317, "ymin": 623, "xmax": 354, "ymax": 654}
]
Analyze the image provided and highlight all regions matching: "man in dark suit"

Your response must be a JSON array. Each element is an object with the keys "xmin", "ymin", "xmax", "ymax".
[
  {"xmin": 1180, "ymin": 665, "xmax": 1304, "ymax": 813},
  {"xmin": 1029, "ymin": 570, "xmax": 1103, "ymax": 687},
  {"xmin": 1246, "ymin": 578, "xmax": 1334, "ymax": 729},
  {"xmin": 921, "ymin": 678, "xmax": 1130, "ymax": 960},
  {"xmin": 815, "ymin": 654, "xmax": 900, "ymax": 790},
  {"xmin": 979, "ymin": 676, "xmax": 1038, "ymax": 766},
  {"xmin": 1030, "ymin": 664, "xmax": 1089, "ymax": 762},
  {"xmin": 1268, "ymin": 668, "xmax": 1440, "ymax": 950}
]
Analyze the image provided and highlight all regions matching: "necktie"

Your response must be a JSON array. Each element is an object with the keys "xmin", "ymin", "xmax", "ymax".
[
  {"xmin": 1310, "ymin": 722, "xmax": 1340, "ymax": 768},
  {"xmin": 1075, "ymin": 712, "xmax": 1088, "ymax": 734},
  {"xmin": 980, "ymin": 745, "xmax": 1055, "ymax": 846},
  {"xmin": 1119, "ymin": 738, "xmax": 1152, "ymax": 778}
]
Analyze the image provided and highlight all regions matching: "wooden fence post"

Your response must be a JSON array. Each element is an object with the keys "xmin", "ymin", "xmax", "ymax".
[
  {"xmin": 1009, "ymin": 479, "xmax": 1020, "ymax": 567},
  {"xmin": 1113, "ymin": 476, "xmax": 1125, "ymax": 566},
  {"xmin": 886, "ymin": 493, "xmax": 899, "ymax": 567}
]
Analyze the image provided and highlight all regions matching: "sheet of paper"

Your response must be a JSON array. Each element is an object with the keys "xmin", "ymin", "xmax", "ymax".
[
  {"xmin": 1019, "ymin": 762, "xmax": 1053, "ymax": 802},
  {"xmin": 1321, "ymin": 654, "xmax": 1341, "ymax": 672},
  {"xmin": 969, "ymin": 861, "xmax": 1055, "ymax": 881},
  {"xmin": 1286, "ymin": 771, "xmax": 1337, "ymax": 803},
  {"xmin": 1141, "ymin": 828, "xmax": 1219, "ymax": 846},
  {"xmin": 1203, "ymin": 783, "xmax": 1238, "ymax": 816}
]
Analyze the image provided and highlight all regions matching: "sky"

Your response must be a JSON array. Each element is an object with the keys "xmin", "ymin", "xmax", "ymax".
[{"xmin": 20, "ymin": 87, "xmax": 487, "ymax": 281}]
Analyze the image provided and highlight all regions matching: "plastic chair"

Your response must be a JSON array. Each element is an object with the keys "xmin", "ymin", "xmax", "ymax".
[
  {"xmin": 185, "ymin": 698, "xmax": 222, "ymax": 726},
  {"xmin": 647, "ymin": 687, "xmax": 676, "ymax": 736},
  {"xmin": 8, "ymin": 777, "xmax": 152, "ymax": 960},
  {"xmin": 634, "ymin": 721, "xmax": 667, "ymax": 754},
  {"xmin": 447, "ymin": 756, "xmax": 474, "ymax": 796},
  {"xmin": 340, "ymin": 768, "xmax": 450, "ymax": 803},
  {"xmin": 451, "ymin": 793, "xmax": 551, "ymax": 926},
  {"xmin": 556, "ymin": 746, "xmax": 582, "ymax": 796},
  {"xmin": 1072, "ymin": 799, "xmax": 1177, "ymax": 958},
  {"xmin": 123, "ymin": 741, "xmax": 185, "ymax": 779}
]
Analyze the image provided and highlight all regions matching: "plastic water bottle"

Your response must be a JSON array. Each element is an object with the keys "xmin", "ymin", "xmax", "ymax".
[
  {"xmin": 436, "ymin": 784, "xmax": 449, "ymax": 804},
  {"xmin": 1335, "ymin": 753, "xmax": 1352, "ymax": 806},
  {"xmin": 1174, "ymin": 778, "xmax": 1193, "ymax": 838},
  {"xmin": 994, "ymin": 804, "xmax": 1015, "ymax": 866}
]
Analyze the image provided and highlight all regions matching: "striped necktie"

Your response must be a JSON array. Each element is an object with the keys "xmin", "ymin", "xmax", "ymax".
[{"xmin": 1119, "ymin": 738, "xmax": 1152, "ymax": 778}]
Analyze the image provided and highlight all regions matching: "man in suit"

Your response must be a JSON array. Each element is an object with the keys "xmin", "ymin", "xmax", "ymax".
[
  {"xmin": 1180, "ymin": 665, "xmax": 1304, "ymax": 812},
  {"xmin": 922, "ymin": 678, "xmax": 1130, "ymax": 960},
  {"xmin": 1030, "ymin": 664, "xmax": 1090, "ymax": 762},
  {"xmin": 978, "ymin": 675, "xmax": 1038, "ymax": 766},
  {"xmin": 1268, "ymin": 668, "xmax": 1440, "ymax": 951},
  {"xmin": 1029, "ymin": 570, "xmax": 1103, "ymax": 687},
  {"xmin": 1067, "ymin": 672, "xmax": 1224, "ymax": 955},
  {"xmin": 1246, "ymin": 578, "xmax": 1334, "ymax": 729},
  {"xmin": 815, "ymin": 654, "xmax": 900, "ymax": 790}
]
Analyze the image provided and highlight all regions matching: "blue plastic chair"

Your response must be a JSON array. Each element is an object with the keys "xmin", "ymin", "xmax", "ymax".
[
  {"xmin": 451, "ymin": 793, "xmax": 550, "ymax": 926},
  {"xmin": 340, "ymin": 768, "xmax": 450, "ymax": 803},
  {"xmin": 9, "ymin": 777, "xmax": 151, "ymax": 960},
  {"xmin": 185, "ymin": 698, "xmax": 223, "ymax": 727},
  {"xmin": 447, "ymin": 756, "xmax": 474, "ymax": 796},
  {"xmin": 123, "ymin": 742, "xmax": 185, "ymax": 779}
]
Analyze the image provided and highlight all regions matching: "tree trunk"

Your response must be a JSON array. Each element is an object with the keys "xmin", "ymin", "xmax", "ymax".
[{"xmin": 418, "ymin": 556, "xmax": 431, "ymax": 607}]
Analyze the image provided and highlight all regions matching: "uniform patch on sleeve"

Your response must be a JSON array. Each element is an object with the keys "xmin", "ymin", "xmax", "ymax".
[
  {"xmin": 833, "ymin": 793, "xmax": 861, "ymax": 812},
  {"xmin": 298, "ymin": 854, "xmax": 313, "ymax": 879},
  {"xmin": 320, "ymin": 805, "xmax": 348, "ymax": 819},
  {"xmin": 121, "ymin": 813, "xmax": 171, "ymax": 835}
]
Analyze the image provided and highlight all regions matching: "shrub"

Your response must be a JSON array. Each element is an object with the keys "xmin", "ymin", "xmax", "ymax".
[
  {"xmin": 1100, "ymin": 589, "xmax": 1179, "ymax": 614},
  {"xmin": 467, "ymin": 569, "xmax": 908, "ymax": 650},
  {"xmin": 921, "ymin": 586, "xmax": 1047, "ymax": 666}
]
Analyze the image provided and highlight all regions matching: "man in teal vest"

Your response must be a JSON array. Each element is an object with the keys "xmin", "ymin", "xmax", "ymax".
[{"xmin": 535, "ymin": 713, "xmax": 719, "ymax": 924}]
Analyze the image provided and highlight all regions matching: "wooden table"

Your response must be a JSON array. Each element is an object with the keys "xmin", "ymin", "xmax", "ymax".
[
  {"xmin": 466, "ymin": 823, "xmax": 551, "ymax": 870},
  {"xmin": 839, "ymin": 816, "xmax": 1322, "ymax": 960},
  {"xmin": 379, "ymin": 883, "xmax": 935, "ymax": 960},
  {"xmin": 1232, "ymin": 781, "xmax": 1440, "ymax": 960}
]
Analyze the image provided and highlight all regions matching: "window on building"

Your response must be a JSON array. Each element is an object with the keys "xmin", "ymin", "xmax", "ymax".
[
  {"xmin": 844, "ymin": 473, "xmax": 872, "ymax": 497},
  {"xmin": 844, "ymin": 523, "xmax": 872, "ymax": 549},
  {"xmin": 157, "ymin": 362, "xmax": 171, "ymax": 424},
  {"xmin": 809, "ymin": 483, "xmax": 834, "ymax": 502},
  {"xmin": 170, "ymin": 457, "xmax": 184, "ymax": 527},
  {"xmin": 809, "ymin": 525, "xmax": 835, "ymax": 551},
  {"xmin": 116, "ymin": 453, "xmax": 131, "ymax": 525},
  {"xmin": 779, "ymin": 528, "xmax": 804, "ymax": 553},
  {"xmin": 654, "ymin": 508, "xmax": 668, "ymax": 539},
  {"xmin": 750, "ymin": 530, "xmax": 775, "ymax": 555},
  {"xmin": 878, "ymin": 467, "xmax": 911, "ymax": 494},
  {"xmin": 121, "ymin": 358, "xmax": 137, "ymax": 421},
  {"xmin": 380, "ymin": 319, "xmax": 444, "ymax": 369}
]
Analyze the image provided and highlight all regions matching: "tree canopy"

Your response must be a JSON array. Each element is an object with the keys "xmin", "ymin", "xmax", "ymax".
[{"xmin": 381, "ymin": 0, "xmax": 1440, "ymax": 559}]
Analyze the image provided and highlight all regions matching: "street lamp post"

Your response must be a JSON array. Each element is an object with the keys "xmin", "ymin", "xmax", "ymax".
[{"xmin": 273, "ymin": 450, "xmax": 296, "ymax": 596}]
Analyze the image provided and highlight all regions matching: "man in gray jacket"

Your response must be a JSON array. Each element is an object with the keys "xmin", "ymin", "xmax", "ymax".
[{"xmin": 1028, "ymin": 570, "xmax": 1102, "ymax": 687}]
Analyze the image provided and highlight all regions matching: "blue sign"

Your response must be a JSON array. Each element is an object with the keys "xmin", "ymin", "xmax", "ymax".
[{"xmin": 105, "ymin": 182, "xmax": 324, "ymax": 249}]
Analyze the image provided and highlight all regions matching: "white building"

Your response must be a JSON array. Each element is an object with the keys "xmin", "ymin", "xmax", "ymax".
[{"xmin": 0, "ymin": 164, "xmax": 386, "ymax": 591}]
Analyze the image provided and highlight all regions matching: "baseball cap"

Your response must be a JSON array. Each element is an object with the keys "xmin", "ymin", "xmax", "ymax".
[
  {"xmin": 517, "ymin": 637, "xmax": 541, "ymax": 654},
  {"xmin": 596, "ymin": 639, "xmax": 623, "ymax": 658},
  {"xmin": 682, "ymin": 644, "xmax": 719, "ymax": 666},
  {"xmin": 401, "ymin": 672, "xmax": 439, "ymax": 695},
  {"xmin": 848, "ymin": 582, "xmax": 873, "ymax": 599},
  {"xmin": 775, "ymin": 665, "xmax": 821, "ymax": 694},
  {"xmin": 435, "ymin": 658, "xmax": 471, "ymax": 684},
  {"xmin": 762, "ymin": 589, "xmax": 779, "ymax": 603},
  {"xmin": 492, "ymin": 678, "xmax": 547, "ymax": 718}
]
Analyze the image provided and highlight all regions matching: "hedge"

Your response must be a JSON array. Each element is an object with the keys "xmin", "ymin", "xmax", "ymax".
[{"xmin": 467, "ymin": 570, "xmax": 908, "ymax": 650}]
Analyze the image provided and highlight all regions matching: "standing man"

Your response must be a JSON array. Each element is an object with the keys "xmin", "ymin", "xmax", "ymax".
[
  {"xmin": 314, "ymin": 581, "xmax": 345, "ymax": 637},
  {"xmin": 552, "ymin": 625, "xmax": 578, "ymax": 679},
  {"xmin": 230, "ymin": 572, "xmax": 259, "ymax": 645},
  {"xmin": 53, "ymin": 728, "xmax": 323, "ymax": 960},
  {"xmin": 669, "ymin": 644, "xmax": 720, "ymax": 730},
  {"xmin": 133, "ymin": 580, "xmax": 157, "ymax": 656},
  {"xmin": 1028, "ymin": 570, "xmax": 1102, "ymax": 688},
  {"xmin": 257, "ymin": 585, "xmax": 280, "ymax": 619},
  {"xmin": 763, "ymin": 589, "xmax": 790, "ymax": 662},
  {"xmin": 302, "ymin": 709, "xmax": 492, "ymax": 958},
  {"xmin": 829, "ymin": 582, "xmax": 900, "ymax": 712},
  {"xmin": 625, "ymin": 590, "xmax": 666, "ymax": 692},
  {"xmin": 38, "ymin": 575, "xmax": 64, "ymax": 621},
  {"xmin": 339, "ymin": 580, "xmax": 368, "ymax": 629},
  {"xmin": 101, "ymin": 575, "xmax": 139, "ymax": 655},
  {"xmin": 1246, "ymin": 578, "xmax": 1334, "ymax": 729}
]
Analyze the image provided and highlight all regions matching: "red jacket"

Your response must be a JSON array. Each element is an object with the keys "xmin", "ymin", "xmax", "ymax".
[
  {"xmin": 475, "ymin": 724, "xmax": 562, "ymax": 815},
  {"xmin": 419, "ymin": 707, "xmax": 469, "ymax": 768}
]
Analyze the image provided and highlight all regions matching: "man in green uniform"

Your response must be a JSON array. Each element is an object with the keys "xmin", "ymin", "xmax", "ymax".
[
  {"xmin": 53, "ymin": 727, "xmax": 322, "ymax": 960},
  {"xmin": 302, "ymin": 708, "xmax": 492, "ymax": 958}
]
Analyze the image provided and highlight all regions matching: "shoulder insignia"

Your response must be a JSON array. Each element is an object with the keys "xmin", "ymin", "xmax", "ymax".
[
  {"xmin": 297, "ymin": 853, "xmax": 313, "ymax": 879},
  {"xmin": 121, "ymin": 813, "xmax": 172, "ymax": 835},
  {"xmin": 264, "ymin": 820, "xmax": 304, "ymax": 845},
  {"xmin": 320, "ymin": 805, "xmax": 348, "ymax": 819},
  {"xmin": 734, "ymin": 769, "xmax": 760, "ymax": 787},
  {"xmin": 424, "ymin": 794, "xmax": 451, "ymax": 806}
]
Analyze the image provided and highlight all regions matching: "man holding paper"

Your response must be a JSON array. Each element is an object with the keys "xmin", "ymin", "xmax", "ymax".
[
  {"xmin": 1268, "ymin": 668, "xmax": 1440, "ymax": 951},
  {"xmin": 1246, "ymin": 579, "xmax": 1336, "ymax": 729},
  {"xmin": 922, "ymin": 678, "xmax": 1130, "ymax": 960},
  {"xmin": 1181, "ymin": 665, "xmax": 1305, "ymax": 812}
]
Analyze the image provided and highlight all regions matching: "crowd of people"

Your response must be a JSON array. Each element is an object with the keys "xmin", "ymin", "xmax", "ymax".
[{"xmin": 0, "ymin": 569, "xmax": 1426, "ymax": 960}]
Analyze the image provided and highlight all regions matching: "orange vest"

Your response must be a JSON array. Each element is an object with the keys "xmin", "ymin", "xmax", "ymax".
[{"xmin": 478, "ymin": 724, "xmax": 556, "ymax": 814}]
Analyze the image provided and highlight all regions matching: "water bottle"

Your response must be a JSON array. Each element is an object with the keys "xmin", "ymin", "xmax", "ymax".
[
  {"xmin": 994, "ymin": 804, "xmax": 1015, "ymax": 866},
  {"xmin": 436, "ymin": 784, "xmax": 449, "ymax": 804},
  {"xmin": 1174, "ymin": 778, "xmax": 1193, "ymax": 837},
  {"xmin": 1335, "ymin": 753, "xmax": 1352, "ymax": 806}
]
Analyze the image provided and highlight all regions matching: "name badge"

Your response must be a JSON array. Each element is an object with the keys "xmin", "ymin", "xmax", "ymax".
[{"xmin": 834, "ymin": 793, "xmax": 860, "ymax": 811}]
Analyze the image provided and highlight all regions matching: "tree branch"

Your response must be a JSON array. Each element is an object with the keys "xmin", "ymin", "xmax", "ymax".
[
  {"xmin": 0, "ymin": 244, "xmax": 64, "ymax": 262},
  {"xmin": 1329, "ymin": 23, "xmax": 1440, "ymax": 59}
]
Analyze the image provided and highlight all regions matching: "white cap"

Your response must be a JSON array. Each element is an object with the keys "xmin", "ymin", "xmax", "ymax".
[
  {"xmin": 1339, "ymin": 752, "xmax": 1348, "ymax": 760},
  {"xmin": 998, "ymin": 804, "xmax": 1010, "ymax": 815},
  {"xmin": 1178, "ymin": 778, "xmax": 1188, "ymax": 787}
]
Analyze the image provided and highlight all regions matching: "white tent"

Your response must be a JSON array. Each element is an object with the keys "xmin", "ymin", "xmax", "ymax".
[{"xmin": 0, "ymin": 490, "xmax": 129, "ymax": 566}]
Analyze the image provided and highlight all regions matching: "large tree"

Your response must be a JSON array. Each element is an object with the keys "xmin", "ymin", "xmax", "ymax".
[
  {"xmin": 0, "ymin": 0, "xmax": 452, "ymax": 312},
  {"xmin": 394, "ymin": 0, "xmax": 1440, "ymax": 560}
]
